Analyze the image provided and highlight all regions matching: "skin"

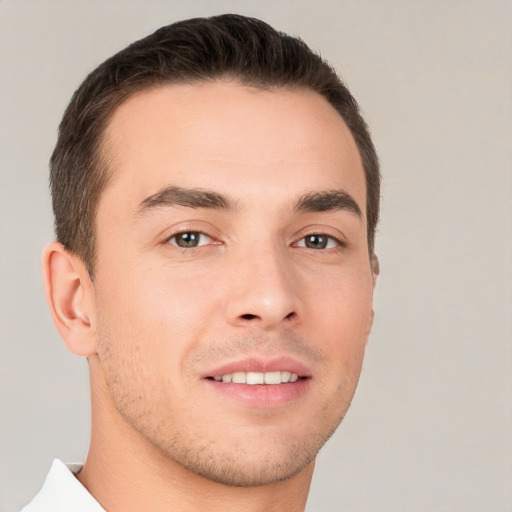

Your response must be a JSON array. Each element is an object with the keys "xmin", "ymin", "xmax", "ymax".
[{"xmin": 43, "ymin": 81, "xmax": 378, "ymax": 512}]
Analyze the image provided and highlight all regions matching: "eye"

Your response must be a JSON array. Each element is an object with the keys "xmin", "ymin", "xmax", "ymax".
[
  {"xmin": 296, "ymin": 234, "xmax": 339, "ymax": 250},
  {"xmin": 167, "ymin": 231, "xmax": 213, "ymax": 248}
]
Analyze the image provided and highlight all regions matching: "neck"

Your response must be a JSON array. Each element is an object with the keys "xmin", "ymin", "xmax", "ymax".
[{"xmin": 78, "ymin": 362, "xmax": 314, "ymax": 512}]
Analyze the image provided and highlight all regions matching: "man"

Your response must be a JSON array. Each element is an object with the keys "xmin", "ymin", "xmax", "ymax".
[{"xmin": 22, "ymin": 13, "xmax": 380, "ymax": 511}]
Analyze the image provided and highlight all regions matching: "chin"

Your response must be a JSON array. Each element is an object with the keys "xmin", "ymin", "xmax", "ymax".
[
  {"xmin": 180, "ymin": 447, "xmax": 315, "ymax": 487},
  {"xmin": 159, "ymin": 421, "xmax": 340, "ymax": 488}
]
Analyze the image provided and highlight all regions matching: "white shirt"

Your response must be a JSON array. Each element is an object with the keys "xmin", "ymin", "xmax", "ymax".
[{"xmin": 20, "ymin": 459, "xmax": 104, "ymax": 512}]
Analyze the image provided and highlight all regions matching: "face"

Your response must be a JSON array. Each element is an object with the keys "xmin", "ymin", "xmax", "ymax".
[{"xmin": 90, "ymin": 81, "xmax": 375, "ymax": 486}]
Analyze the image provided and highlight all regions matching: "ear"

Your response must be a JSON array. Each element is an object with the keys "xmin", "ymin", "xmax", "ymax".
[
  {"xmin": 42, "ymin": 242, "xmax": 97, "ymax": 357},
  {"xmin": 364, "ymin": 253, "xmax": 380, "ymax": 343},
  {"xmin": 370, "ymin": 253, "xmax": 380, "ymax": 289}
]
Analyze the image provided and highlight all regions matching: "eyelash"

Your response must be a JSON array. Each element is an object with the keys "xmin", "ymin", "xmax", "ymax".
[
  {"xmin": 294, "ymin": 233, "xmax": 344, "ymax": 250},
  {"xmin": 166, "ymin": 231, "xmax": 215, "ymax": 248},
  {"xmin": 165, "ymin": 230, "xmax": 344, "ymax": 251}
]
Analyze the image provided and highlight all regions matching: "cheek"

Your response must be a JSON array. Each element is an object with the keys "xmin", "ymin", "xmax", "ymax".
[
  {"xmin": 94, "ymin": 263, "xmax": 220, "ymax": 370},
  {"xmin": 93, "ymin": 275, "xmax": 188, "ymax": 418},
  {"xmin": 306, "ymin": 266, "xmax": 373, "ymax": 363}
]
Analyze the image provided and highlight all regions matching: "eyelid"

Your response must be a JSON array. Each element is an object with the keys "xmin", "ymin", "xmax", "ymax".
[
  {"xmin": 159, "ymin": 219, "xmax": 223, "ymax": 244},
  {"xmin": 294, "ymin": 234, "xmax": 343, "ymax": 249},
  {"xmin": 292, "ymin": 224, "xmax": 348, "ymax": 248},
  {"xmin": 166, "ymin": 231, "xmax": 214, "ymax": 247}
]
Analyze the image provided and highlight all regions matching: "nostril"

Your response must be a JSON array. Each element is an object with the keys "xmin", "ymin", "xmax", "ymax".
[
  {"xmin": 241, "ymin": 314, "xmax": 258, "ymax": 320},
  {"xmin": 239, "ymin": 312, "xmax": 296, "ymax": 322}
]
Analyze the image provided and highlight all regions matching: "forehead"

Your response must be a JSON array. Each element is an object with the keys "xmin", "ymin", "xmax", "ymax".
[{"xmin": 100, "ymin": 81, "xmax": 366, "ymax": 213}]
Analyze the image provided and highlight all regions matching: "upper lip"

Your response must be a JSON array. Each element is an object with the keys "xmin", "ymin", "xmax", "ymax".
[{"xmin": 202, "ymin": 356, "xmax": 312, "ymax": 379}]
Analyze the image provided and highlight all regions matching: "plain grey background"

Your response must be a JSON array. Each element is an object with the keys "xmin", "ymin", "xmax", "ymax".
[{"xmin": 1, "ymin": 1, "xmax": 511, "ymax": 511}]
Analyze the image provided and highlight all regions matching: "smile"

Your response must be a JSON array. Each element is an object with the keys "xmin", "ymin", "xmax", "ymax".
[{"xmin": 208, "ymin": 371, "xmax": 301, "ymax": 384}]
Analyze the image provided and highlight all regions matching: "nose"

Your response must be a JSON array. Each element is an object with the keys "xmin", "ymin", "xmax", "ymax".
[{"xmin": 224, "ymin": 244, "xmax": 300, "ymax": 330}]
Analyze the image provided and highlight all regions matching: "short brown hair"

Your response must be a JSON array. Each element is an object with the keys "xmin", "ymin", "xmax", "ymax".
[{"xmin": 50, "ymin": 14, "xmax": 380, "ymax": 276}]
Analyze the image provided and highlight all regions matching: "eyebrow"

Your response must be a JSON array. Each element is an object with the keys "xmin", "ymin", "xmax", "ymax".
[
  {"xmin": 136, "ymin": 186, "xmax": 238, "ymax": 214},
  {"xmin": 294, "ymin": 190, "xmax": 363, "ymax": 218},
  {"xmin": 136, "ymin": 185, "xmax": 362, "ymax": 219}
]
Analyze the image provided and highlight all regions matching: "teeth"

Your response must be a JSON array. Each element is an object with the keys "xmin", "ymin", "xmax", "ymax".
[
  {"xmin": 247, "ymin": 372, "xmax": 264, "ymax": 385},
  {"xmin": 232, "ymin": 372, "xmax": 246, "ymax": 384},
  {"xmin": 264, "ymin": 371, "xmax": 281, "ymax": 385},
  {"xmin": 212, "ymin": 371, "xmax": 301, "ymax": 385}
]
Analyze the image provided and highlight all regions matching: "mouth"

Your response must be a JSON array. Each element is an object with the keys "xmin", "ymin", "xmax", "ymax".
[
  {"xmin": 202, "ymin": 357, "xmax": 312, "ymax": 407},
  {"xmin": 206, "ymin": 371, "xmax": 305, "ymax": 384}
]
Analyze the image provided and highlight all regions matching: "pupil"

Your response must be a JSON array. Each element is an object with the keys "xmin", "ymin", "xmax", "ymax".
[
  {"xmin": 306, "ymin": 235, "xmax": 327, "ymax": 249},
  {"xmin": 177, "ymin": 232, "xmax": 199, "ymax": 247}
]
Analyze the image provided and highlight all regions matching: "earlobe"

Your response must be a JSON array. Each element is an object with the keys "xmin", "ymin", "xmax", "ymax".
[{"xmin": 42, "ymin": 242, "xmax": 97, "ymax": 357}]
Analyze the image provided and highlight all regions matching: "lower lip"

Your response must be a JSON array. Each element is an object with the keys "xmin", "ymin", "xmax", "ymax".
[{"xmin": 204, "ymin": 378, "xmax": 311, "ymax": 408}]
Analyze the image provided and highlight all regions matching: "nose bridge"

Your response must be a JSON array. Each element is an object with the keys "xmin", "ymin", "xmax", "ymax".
[{"xmin": 225, "ymin": 238, "xmax": 299, "ymax": 329}]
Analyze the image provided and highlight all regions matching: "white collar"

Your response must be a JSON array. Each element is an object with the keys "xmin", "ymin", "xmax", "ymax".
[{"xmin": 22, "ymin": 459, "xmax": 105, "ymax": 512}]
